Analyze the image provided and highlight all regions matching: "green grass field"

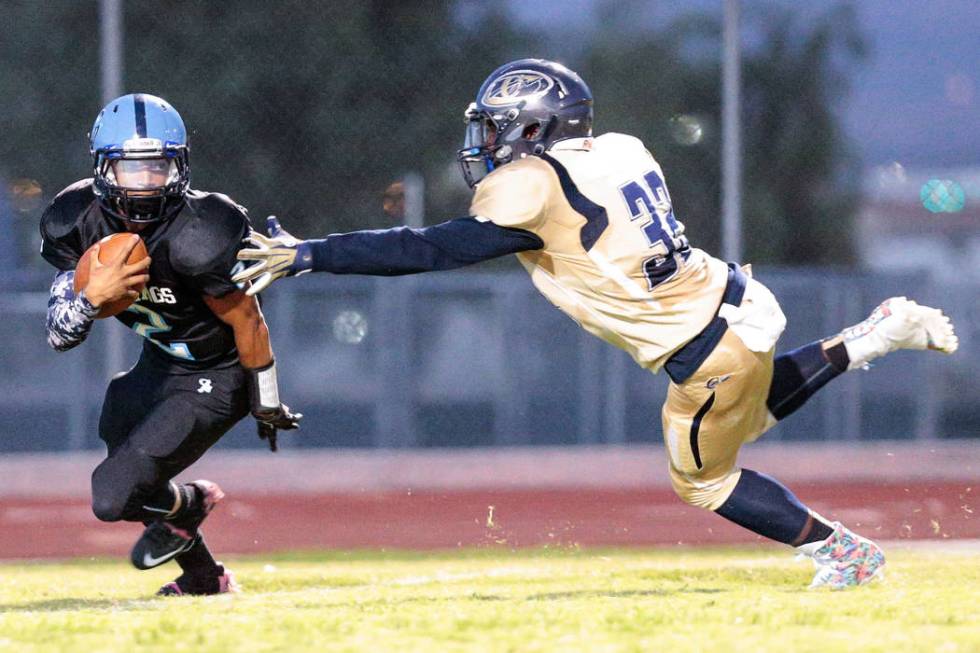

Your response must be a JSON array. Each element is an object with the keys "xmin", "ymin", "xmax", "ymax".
[{"xmin": 0, "ymin": 544, "xmax": 977, "ymax": 653}]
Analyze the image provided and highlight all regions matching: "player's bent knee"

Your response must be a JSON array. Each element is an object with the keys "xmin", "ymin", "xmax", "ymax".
[
  {"xmin": 91, "ymin": 494, "xmax": 126, "ymax": 522},
  {"xmin": 91, "ymin": 466, "xmax": 130, "ymax": 521},
  {"xmin": 669, "ymin": 467, "xmax": 741, "ymax": 511},
  {"xmin": 671, "ymin": 482, "xmax": 720, "ymax": 510},
  {"xmin": 91, "ymin": 449, "xmax": 161, "ymax": 522}
]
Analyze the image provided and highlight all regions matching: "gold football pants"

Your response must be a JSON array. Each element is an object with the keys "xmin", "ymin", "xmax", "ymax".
[{"xmin": 661, "ymin": 328, "xmax": 777, "ymax": 510}]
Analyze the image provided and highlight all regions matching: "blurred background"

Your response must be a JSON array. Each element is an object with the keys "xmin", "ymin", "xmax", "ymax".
[
  {"xmin": 0, "ymin": 0, "xmax": 977, "ymax": 454},
  {"xmin": 0, "ymin": 0, "xmax": 977, "ymax": 561}
]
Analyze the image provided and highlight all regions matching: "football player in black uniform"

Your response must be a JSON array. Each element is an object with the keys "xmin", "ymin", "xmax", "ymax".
[{"xmin": 40, "ymin": 93, "xmax": 301, "ymax": 596}]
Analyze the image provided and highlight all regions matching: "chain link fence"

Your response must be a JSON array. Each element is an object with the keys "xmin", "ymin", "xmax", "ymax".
[{"xmin": 0, "ymin": 268, "xmax": 977, "ymax": 453}]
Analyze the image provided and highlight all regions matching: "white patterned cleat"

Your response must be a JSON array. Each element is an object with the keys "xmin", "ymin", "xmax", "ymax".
[
  {"xmin": 797, "ymin": 522, "xmax": 885, "ymax": 590},
  {"xmin": 840, "ymin": 296, "xmax": 958, "ymax": 370}
]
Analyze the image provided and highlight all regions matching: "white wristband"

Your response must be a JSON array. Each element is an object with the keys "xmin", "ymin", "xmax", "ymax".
[{"xmin": 250, "ymin": 361, "xmax": 280, "ymax": 412}]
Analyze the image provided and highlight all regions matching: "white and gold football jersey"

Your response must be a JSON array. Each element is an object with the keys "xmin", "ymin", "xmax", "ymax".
[{"xmin": 470, "ymin": 133, "xmax": 730, "ymax": 372}]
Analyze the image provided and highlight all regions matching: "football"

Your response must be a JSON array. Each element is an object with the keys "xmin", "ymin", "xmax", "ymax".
[{"xmin": 73, "ymin": 233, "xmax": 149, "ymax": 318}]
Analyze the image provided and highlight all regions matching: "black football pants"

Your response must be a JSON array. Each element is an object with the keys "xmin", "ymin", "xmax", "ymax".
[{"xmin": 91, "ymin": 352, "xmax": 249, "ymax": 523}]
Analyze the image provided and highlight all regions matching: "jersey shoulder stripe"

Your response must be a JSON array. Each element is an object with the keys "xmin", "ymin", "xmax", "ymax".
[{"xmin": 539, "ymin": 152, "xmax": 608, "ymax": 251}]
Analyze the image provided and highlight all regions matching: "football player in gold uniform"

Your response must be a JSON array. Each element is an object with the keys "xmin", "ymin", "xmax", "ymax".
[{"xmin": 235, "ymin": 60, "xmax": 958, "ymax": 589}]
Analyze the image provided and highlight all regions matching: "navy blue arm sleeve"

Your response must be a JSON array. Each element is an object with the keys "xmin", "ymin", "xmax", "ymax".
[{"xmin": 308, "ymin": 217, "xmax": 544, "ymax": 276}]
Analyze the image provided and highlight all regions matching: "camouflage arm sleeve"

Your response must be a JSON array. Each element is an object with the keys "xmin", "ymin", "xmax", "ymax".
[{"xmin": 46, "ymin": 271, "xmax": 99, "ymax": 352}]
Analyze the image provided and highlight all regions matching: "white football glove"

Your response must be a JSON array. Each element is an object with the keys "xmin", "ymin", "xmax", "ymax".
[{"xmin": 234, "ymin": 216, "xmax": 313, "ymax": 296}]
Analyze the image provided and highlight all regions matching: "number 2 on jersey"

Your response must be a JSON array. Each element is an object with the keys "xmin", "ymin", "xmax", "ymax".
[
  {"xmin": 126, "ymin": 304, "xmax": 195, "ymax": 360},
  {"xmin": 619, "ymin": 169, "xmax": 689, "ymax": 290}
]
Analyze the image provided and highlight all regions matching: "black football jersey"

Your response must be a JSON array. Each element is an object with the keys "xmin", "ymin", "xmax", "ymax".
[{"xmin": 40, "ymin": 179, "xmax": 250, "ymax": 370}]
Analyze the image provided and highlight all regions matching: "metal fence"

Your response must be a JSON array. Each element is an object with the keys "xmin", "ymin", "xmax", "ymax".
[{"xmin": 3, "ymin": 267, "xmax": 977, "ymax": 453}]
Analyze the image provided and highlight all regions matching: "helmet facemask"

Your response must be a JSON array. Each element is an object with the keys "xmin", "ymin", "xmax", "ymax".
[
  {"xmin": 458, "ymin": 104, "xmax": 505, "ymax": 189},
  {"xmin": 93, "ymin": 139, "xmax": 189, "ymax": 223},
  {"xmin": 457, "ymin": 103, "xmax": 557, "ymax": 189}
]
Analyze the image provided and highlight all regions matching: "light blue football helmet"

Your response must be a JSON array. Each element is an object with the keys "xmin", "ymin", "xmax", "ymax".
[{"xmin": 89, "ymin": 93, "xmax": 190, "ymax": 222}]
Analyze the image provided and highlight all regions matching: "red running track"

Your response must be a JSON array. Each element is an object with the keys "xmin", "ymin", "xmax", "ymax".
[{"xmin": 0, "ymin": 481, "xmax": 975, "ymax": 560}]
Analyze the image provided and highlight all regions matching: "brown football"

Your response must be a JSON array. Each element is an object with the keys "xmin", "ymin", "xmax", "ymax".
[{"xmin": 73, "ymin": 233, "xmax": 149, "ymax": 318}]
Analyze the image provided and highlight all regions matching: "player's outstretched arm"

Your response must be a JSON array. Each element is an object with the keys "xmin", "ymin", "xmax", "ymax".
[
  {"xmin": 203, "ymin": 290, "xmax": 302, "ymax": 452},
  {"xmin": 233, "ymin": 215, "xmax": 543, "ymax": 296}
]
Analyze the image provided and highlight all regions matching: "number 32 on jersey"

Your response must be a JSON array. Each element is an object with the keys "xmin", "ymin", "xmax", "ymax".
[{"xmin": 619, "ymin": 169, "xmax": 690, "ymax": 290}]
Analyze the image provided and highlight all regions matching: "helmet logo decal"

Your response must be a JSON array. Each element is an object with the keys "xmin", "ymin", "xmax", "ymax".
[{"xmin": 482, "ymin": 70, "xmax": 555, "ymax": 107}]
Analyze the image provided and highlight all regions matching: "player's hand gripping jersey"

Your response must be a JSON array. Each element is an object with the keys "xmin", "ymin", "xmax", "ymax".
[
  {"xmin": 471, "ymin": 133, "xmax": 781, "ymax": 372},
  {"xmin": 41, "ymin": 179, "xmax": 249, "ymax": 368}
]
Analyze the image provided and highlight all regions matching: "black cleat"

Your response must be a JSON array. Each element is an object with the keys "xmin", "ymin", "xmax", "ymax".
[
  {"xmin": 131, "ymin": 522, "xmax": 199, "ymax": 570},
  {"xmin": 131, "ymin": 480, "xmax": 225, "ymax": 570},
  {"xmin": 157, "ymin": 563, "xmax": 239, "ymax": 596}
]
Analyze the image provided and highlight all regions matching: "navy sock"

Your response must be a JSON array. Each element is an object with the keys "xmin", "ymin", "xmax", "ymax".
[
  {"xmin": 715, "ymin": 469, "xmax": 832, "ymax": 545},
  {"xmin": 766, "ymin": 342, "xmax": 845, "ymax": 420}
]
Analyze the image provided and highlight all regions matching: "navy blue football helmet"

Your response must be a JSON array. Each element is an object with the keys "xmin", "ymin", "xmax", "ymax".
[
  {"xmin": 89, "ymin": 93, "xmax": 189, "ymax": 223},
  {"xmin": 457, "ymin": 59, "xmax": 594, "ymax": 188}
]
